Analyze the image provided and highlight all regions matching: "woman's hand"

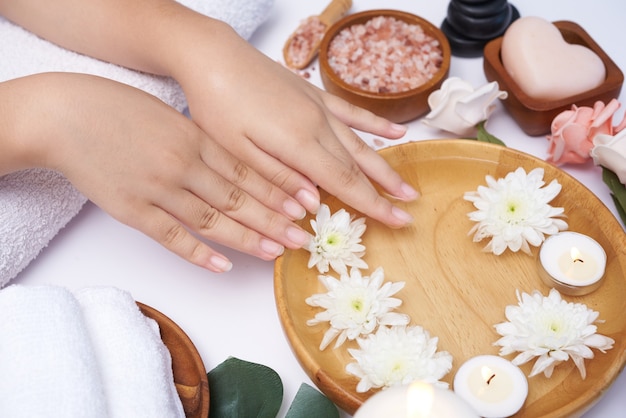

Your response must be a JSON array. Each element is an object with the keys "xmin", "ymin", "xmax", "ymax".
[
  {"xmin": 170, "ymin": 18, "xmax": 420, "ymax": 228},
  {"xmin": 1, "ymin": 73, "xmax": 312, "ymax": 272}
]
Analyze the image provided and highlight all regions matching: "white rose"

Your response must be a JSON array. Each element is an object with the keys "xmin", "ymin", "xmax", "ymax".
[
  {"xmin": 591, "ymin": 129, "xmax": 626, "ymax": 184},
  {"xmin": 422, "ymin": 77, "xmax": 508, "ymax": 137}
]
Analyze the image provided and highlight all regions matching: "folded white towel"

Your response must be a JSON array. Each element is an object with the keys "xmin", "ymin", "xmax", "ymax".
[
  {"xmin": 75, "ymin": 286, "xmax": 185, "ymax": 418},
  {"xmin": 0, "ymin": 285, "xmax": 108, "ymax": 418},
  {"xmin": 0, "ymin": 0, "xmax": 274, "ymax": 287}
]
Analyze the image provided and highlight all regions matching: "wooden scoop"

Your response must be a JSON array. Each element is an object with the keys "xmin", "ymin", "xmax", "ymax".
[{"xmin": 283, "ymin": 0, "xmax": 353, "ymax": 69}]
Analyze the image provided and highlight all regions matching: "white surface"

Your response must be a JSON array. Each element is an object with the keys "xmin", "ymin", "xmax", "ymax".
[{"xmin": 13, "ymin": 0, "xmax": 626, "ymax": 416}]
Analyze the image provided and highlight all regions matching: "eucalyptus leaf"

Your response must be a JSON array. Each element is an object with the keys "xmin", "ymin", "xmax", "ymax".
[
  {"xmin": 207, "ymin": 357, "xmax": 283, "ymax": 418},
  {"xmin": 285, "ymin": 383, "xmax": 339, "ymax": 418},
  {"xmin": 476, "ymin": 121, "xmax": 506, "ymax": 146},
  {"xmin": 602, "ymin": 166, "xmax": 626, "ymax": 226}
]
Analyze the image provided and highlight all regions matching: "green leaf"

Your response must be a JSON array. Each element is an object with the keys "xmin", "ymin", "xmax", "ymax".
[
  {"xmin": 207, "ymin": 357, "xmax": 283, "ymax": 418},
  {"xmin": 602, "ymin": 166, "xmax": 626, "ymax": 226},
  {"xmin": 285, "ymin": 383, "xmax": 339, "ymax": 418},
  {"xmin": 476, "ymin": 121, "xmax": 506, "ymax": 146}
]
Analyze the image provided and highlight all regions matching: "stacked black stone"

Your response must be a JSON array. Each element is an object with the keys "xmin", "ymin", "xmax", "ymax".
[{"xmin": 441, "ymin": 0, "xmax": 520, "ymax": 58}]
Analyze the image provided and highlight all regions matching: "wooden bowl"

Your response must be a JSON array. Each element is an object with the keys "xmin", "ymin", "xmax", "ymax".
[
  {"xmin": 483, "ymin": 21, "xmax": 624, "ymax": 136},
  {"xmin": 138, "ymin": 303, "xmax": 210, "ymax": 418},
  {"xmin": 318, "ymin": 10, "xmax": 451, "ymax": 123},
  {"xmin": 274, "ymin": 139, "xmax": 626, "ymax": 416}
]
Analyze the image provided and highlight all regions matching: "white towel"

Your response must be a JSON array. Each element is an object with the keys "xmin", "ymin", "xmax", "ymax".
[
  {"xmin": 0, "ymin": 0, "xmax": 275, "ymax": 287},
  {"xmin": 75, "ymin": 286, "xmax": 185, "ymax": 418},
  {"xmin": 0, "ymin": 285, "xmax": 109, "ymax": 418}
]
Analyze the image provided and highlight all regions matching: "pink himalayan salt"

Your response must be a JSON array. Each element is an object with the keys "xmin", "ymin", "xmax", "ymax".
[
  {"xmin": 286, "ymin": 16, "xmax": 327, "ymax": 68},
  {"xmin": 327, "ymin": 16, "xmax": 443, "ymax": 94}
]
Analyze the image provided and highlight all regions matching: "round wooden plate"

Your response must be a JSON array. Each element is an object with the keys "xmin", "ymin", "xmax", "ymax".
[
  {"xmin": 274, "ymin": 140, "xmax": 626, "ymax": 417},
  {"xmin": 138, "ymin": 303, "xmax": 210, "ymax": 418}
]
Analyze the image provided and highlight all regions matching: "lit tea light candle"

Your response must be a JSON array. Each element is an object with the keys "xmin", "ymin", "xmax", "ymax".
[
  {"xmin": 538, "ymin": 231, "xmax": 607, "ymax": 296},
  {"xmin": 354, "ymin": 381, "xmax": 479, "ymax": 418},
  {"xmin": 453, "ymin": 355, "xmax": 528, "ymax": 418}
]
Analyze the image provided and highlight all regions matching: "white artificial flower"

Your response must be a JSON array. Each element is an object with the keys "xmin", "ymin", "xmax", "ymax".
[
  {"xmin": 422, "ymin": 77, "xmax": 508, "ymax": 137},
  {"xmin": 494, "ymin": 289, "xmax": 614, "ymax": 379},
  {"xmin": 305, "ymin": 204, "xmax": 368, "ymax": 274},
  {"xmin": 464, "ymin": 167, "xmax": 568, "ymax": 255},
  {"xmin": 346, "ymin": 325, "xmax": 453, "ymax": 393},
  {"xmin": 591, "ymin": 129, "xmax": 626, "ymax": 184},
  {"xmin": 306, "ymin": 267, "xmax": 409, "ymax": 350}
]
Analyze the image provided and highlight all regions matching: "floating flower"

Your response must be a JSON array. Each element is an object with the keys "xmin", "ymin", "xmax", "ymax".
[
  {"xmin": 546, "ymin": 99, "xmax": 626, "ymax": 166},
  {"xmin": 494, "ymin": 289, "xmax": 614, "ymax": 379},
  {"xmin": 346, "ymin": 325, "xmax": 453, "ymax": 393},
  {"xmin": 422, "ymin": 77, "xmax": 508, "ymax": 137},
  {"xmin": 306, "ymin": 267, "xmax": 409, "ymax": 350},
  {"xmin": 464, "ymin": 167, "xmax": 568, "ymax": 255},
  {"xmin": 305, "ymin": 204, "xmax": 367, "ymax": 274}
]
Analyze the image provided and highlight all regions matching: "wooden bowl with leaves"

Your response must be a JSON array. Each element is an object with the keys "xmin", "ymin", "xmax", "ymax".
[{"xmin": 319, "ymin": 10, "xmax": 451, "ymax": 123}]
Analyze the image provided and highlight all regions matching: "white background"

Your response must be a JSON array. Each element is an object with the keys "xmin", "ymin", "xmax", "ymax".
[{"xmin": 14, "ymin": 0, "xmax": 626, "ymax": 416}]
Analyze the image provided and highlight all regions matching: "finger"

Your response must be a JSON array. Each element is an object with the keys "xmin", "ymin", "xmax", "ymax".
[
  {"xmin": 216, "ymin": 133, "xmax": 322, "ymax": 214},
  {"xmin": 162, "ymin": 163, "xmax": 311, "ymax": 252},
  {"xmin": 322, "ymin": 92, "xmax": 408, "ymax": 140},
  {"xmin": 129, "ymin": 204, "xmax": 235, "ymax": 273},
  {"xmin": 199, "ymin": 135, "xmax": 311, "ymax": 220},
  {"xmin": 326, "ymin": 118, "xmax": 420, "ymax": 202}
]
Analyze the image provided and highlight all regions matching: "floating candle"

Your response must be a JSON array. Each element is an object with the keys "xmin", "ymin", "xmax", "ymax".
[
  {"xmin": 538, "ymin": 231, "xmax": 607, "ymax": 296},
  {"xmin": 453, "ymin": 355, "xmax": 528, "ymax": 418},
  {"xmin": 353, "ymin": 382, "xmax": 478, "ymax": 418},
  {"xmin": 501, "ymin": 16, "xmax": 606, "ymax": 100}
]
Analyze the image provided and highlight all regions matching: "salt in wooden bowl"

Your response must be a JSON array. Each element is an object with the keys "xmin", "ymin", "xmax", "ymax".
[{"xmin": 319, "ymin": 10, "xmax": 451, "ymax": 124}]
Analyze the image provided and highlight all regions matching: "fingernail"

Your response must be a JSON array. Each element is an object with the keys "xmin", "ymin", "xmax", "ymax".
[
  {"xmin": 286, "ymin": 226, "xmax": 311, "ymax": 247},
  {"xmin": 295, "ymin": 189, "xmax": 320, "ymax": 214},
  {"xmin": 392, "ymin": 206, "xmax": 414, "ymax": 225},
  {"xmin": 209, "ymin": 255, "xmax": 233, "ymax": 272},
  {"xmin": 260, "ymin": 238, "xmax": 285, "ymax": 257},
  {"xmin": 283, "ymin": 198, "xmax": 306, "ymax": 220},
  {"xmin": 391, "ymin": 123, "xmax": 407, "ymax": 135},
  {"xmin": 400, "ymin": 182, "xmax": 420, "ymax": 200}
]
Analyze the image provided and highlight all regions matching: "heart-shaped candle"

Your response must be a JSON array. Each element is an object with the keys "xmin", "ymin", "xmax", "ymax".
[{"xmin": 501, "ymin": 16, "xmax": 606, "ymax": 101}]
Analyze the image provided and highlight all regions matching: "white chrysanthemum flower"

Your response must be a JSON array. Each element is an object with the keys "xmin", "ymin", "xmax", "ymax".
[
  {"xmin": 494, "ymin": 289, "xmax": 614, "ymax": 379},
  {"xmin": 464, "ymin": 167, "xmax": 568, "ymax": 255},
  {"xmin": 346, "ymin": 325, "xmax": 453, "ymax": 393},
  {"xmin": 306, "ymin": 204, "xmax": 368, "ymax": 274},
  {"xmin": 305, "ymin": 267, "xmax": 409, "ymax": 350}
]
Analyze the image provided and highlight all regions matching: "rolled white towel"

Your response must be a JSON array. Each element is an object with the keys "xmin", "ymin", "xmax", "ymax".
[
  {"xmin": 0, "ymin": 0, "xmax": 275, "ymax": 287},
  {"xmin": 75, "ymin": 286, "xmax": 185, "ymax": 418},
  {"xmin": 0, "ymin": 285, "xmax": 108, "ymax": 418}
]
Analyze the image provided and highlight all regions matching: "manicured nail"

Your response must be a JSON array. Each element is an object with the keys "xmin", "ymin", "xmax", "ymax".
[
  {"xmin": 283, "ymin": 198, "xmax": 306, "ymax": 220},
  {"xmin": 286, "ymin": 226, "xmax": 311, "ymax": 248},
  {"xmin": 392, "ymin": 206, "xmax": 414, "ymax": 225},
  {"xmin": 391, "ymin": 123, "xmax": 407, "ymax": 135},
  {"xmin": 209, "ymin": 255, "xmax": 233, "ymax": 272},
  {"xmin": 295, "ymin": 189, "xmax": 320, "ymax": 214},
  {"xmin": 260, "ymin": 238, "xmax": 285, "ymax": 257},
  {"xmin": 400, "ymin": 182, "xmax": 420, "ymax": 200}
]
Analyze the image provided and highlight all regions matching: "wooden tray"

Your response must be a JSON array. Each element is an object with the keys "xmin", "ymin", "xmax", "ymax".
[
  {"xmin": 274, "ymin": 140, "xmax": 626, "ymax": 417},
  {"xmin": 138, "ymin": 303, "xmax": 210, "ymax": 418}
]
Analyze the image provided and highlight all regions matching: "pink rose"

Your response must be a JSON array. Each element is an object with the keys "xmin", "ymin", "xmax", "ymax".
[{"xmin": 546, "ymin": 99, "xmax": 625, "ymax": 165}]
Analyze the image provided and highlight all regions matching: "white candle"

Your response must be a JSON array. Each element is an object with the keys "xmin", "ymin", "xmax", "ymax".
[
  {"xmin": 453, "ymin": 355, "xmax": 528, "ymax": 418},
  {"xmin": 538, "ymin": 231, "xmax": 607, "ymax": 296},
  {"xmin": 354, "ymin": 381, "xmax": 479, "ymax": 418}
]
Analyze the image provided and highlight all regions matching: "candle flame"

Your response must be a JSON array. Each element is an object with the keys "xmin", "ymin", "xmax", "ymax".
[
  {"xmin": 406, "ymin": 381, "xmax": 434, "ymax": 418},
  {"xmin": 570, "ymin": 247, "xmax": 583, "ymax": 263},
  {"xmin": 481, "ymin": 366, "xmax": 496, "ymax": 385}
]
